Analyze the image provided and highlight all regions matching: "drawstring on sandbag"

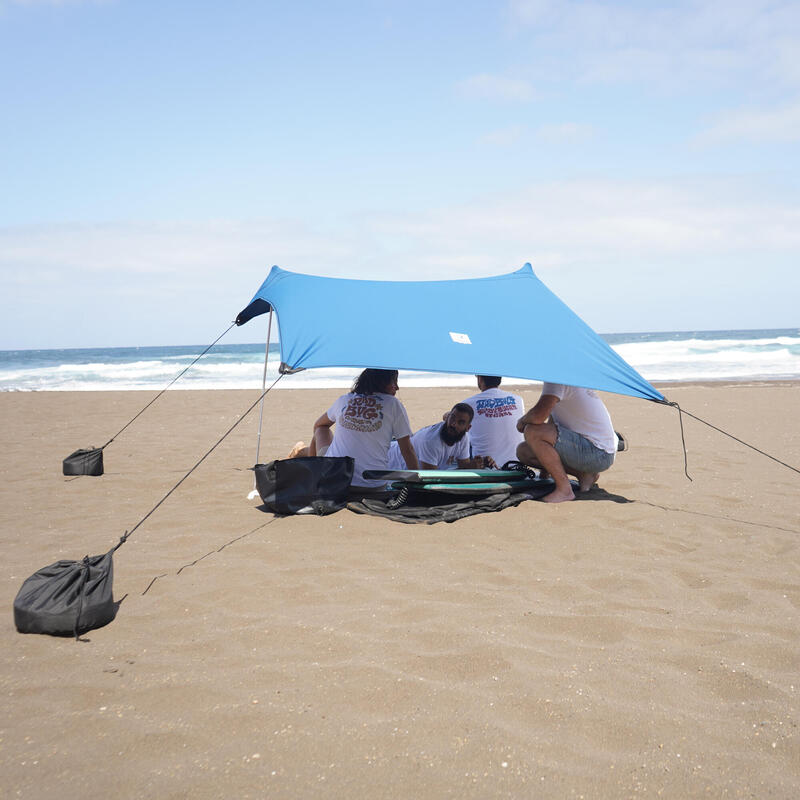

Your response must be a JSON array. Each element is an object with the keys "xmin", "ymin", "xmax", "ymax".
[{"xmin": 73, "ymin": 556, "xmax": 90, "ymax": 640}]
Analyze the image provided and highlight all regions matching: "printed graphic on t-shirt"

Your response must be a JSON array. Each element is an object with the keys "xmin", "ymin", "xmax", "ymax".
[
  {"xmin": 340, "ymin": 395, "xmax": 385, "ymax": 432},
  {"xmin": 475, "ymin": 395, "xmax": 519, "ymax": 418}
]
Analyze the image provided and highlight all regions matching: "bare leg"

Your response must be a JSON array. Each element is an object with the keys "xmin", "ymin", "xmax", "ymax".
[
  {"xmin": 308, "ymin": 426, "xmax": 333, "ymax": 457},
  {"xmin": 522, "ymin": 422, "xmax": 575, "ymax": 502},
  {"xmin": 287, "ymin": 441, "xmax": 308, "ymax": 458},
  {"xmin": 516, "ymin": 441, "xmax": 551, "ymax": 480}
]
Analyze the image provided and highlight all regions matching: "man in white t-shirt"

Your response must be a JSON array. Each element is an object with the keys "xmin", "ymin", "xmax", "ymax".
[
  {"xmin": 461, "ymin": 376, "xmax": 525, "ymax": 468},
  {"xmin": 387, "ymin": 403, "xmax": 496, "ymax": 471},
  {"xmin": 516, "ymin": 382, "xmax": 617, "ymax": 503},
  {"xmin": 300, "ymin": 369, "xmax": 418, "ymax": 488}
]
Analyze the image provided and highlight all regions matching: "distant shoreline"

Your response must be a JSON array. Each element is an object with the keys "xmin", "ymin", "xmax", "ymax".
[{"xmin": 3, "ymin": 377, "xmax": 800, "ymax": 394}]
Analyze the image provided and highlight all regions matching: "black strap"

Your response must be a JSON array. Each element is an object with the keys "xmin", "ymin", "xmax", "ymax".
[
  {"xmin": 501, "ymin": 460, "xmax": 539, "ymax": 479},
  {"xmin": 101, "ymin": 322, "xmax": 236, "ymax": 450},
  {"xmin": 386, "ymin": 485, "xmax": 409, "ymax": 509}
]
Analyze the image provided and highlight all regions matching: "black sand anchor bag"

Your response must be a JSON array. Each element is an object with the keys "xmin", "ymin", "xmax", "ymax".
[
  {"xmin": 254, "ymin": 456, "xmax": 354, "ymax": 515},
  {"xmin": 63, "ymin": 447, "xmax": 104, "ymax": 476},
  {"xmin": 14, "ymin": 550, "xmax": 118, "ymax": 637}
]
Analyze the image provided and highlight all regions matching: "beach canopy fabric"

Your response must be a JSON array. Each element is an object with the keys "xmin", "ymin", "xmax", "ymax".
[{"xmin": 236, "ymin": 264, "xmax": 664, "ymax": 402}]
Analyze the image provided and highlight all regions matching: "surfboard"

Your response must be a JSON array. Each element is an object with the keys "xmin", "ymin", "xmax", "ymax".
[
  {"xmin": 393, "ymin": 478, "xmax": 547, "ymax": 495},
  {"xmin": 363, "ymin": 468, "xmax": 533, "ymax": 484}
]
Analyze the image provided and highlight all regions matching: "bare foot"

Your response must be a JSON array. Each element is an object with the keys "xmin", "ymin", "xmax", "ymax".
[
  {"xmin": 542, "ymin": 486, "xmax": 575, "ymax": 503},
  {"xmin": 287, "ymin": 441, "xmax": 307, "ymax": 458},
  {"xmin": 577, "ymin": 472, "xmax": 599, "ymax": 492}
]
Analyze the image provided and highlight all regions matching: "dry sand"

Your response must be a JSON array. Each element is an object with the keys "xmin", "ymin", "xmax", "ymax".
[{"xmin": 1, "ymin": 383, "xmax": 799, "ymax": 798}]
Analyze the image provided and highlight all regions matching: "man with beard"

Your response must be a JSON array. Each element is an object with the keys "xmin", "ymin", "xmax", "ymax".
[{"xmin": 387, "ymin": 403, "xmax": 496, "ymax": 470}]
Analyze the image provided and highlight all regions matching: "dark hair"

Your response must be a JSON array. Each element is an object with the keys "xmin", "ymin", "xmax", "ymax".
[
  {"xmin": 451, "ymin": 402, "xmax": 474, "ymax": 421},
  {"xmin": 351, "ymin": 368, "xmax": 398, "ymax": 395},
  {"xmin": 478, "ymin": 375, "xmax": 502, "ymax": 389}
]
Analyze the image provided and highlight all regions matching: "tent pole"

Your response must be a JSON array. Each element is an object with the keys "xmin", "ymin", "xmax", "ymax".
[{"xmin": 247, "ymin": 310, "xmax": 273, "ymax": 499}]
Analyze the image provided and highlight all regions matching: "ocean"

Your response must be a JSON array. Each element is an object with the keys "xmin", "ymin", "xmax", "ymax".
[{"xmin": 1, "ymin": 329, "xmax": 798, "ymax": 392}]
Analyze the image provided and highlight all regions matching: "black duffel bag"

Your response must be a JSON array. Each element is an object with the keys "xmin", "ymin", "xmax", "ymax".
[
  {"xmin": 254, "ymin": 456, "xmax": 354, "ymax": 515},
  {"xmin": 14, "ymin": 549, "xmax": 119, "ymax": 638}
]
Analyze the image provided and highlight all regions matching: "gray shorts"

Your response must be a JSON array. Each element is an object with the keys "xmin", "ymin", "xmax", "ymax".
[{"xmin": 554, "ymin": 423, "xmax": 615, "ymax": 474}]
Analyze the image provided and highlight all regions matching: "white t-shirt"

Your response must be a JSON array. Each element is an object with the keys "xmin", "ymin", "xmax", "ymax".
[
  {"xmin": 325, "ymin": 392, "xmax": 412, "ymax": 487},
  {"xmin": 462, "ymin": 387, "xmax": 525, "ymax": 467},
  {"xmin": 542, "ymin": 383, "xmax": 617, "ymax": 454},
  {"xmin": 387, "ymin": 422, "xmax": 470, "ymax": 471}
]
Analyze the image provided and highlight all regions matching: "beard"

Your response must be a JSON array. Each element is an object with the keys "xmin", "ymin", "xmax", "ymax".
[{"xmin": 439, "ymin": 422, "xmax": 466, "ymax": 446}]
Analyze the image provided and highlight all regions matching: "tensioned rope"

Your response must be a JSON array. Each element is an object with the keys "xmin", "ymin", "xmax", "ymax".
[
  {"xmin": 662, "ymin": 400, "xmax": 800, "ymax": 479},
  {"xmin": 100, "ymin": 322, "xmax": 237, "ymax": 450},
  {"xmin": 112, "ymin": 372, "xmax": 285, "ymax": 553}
]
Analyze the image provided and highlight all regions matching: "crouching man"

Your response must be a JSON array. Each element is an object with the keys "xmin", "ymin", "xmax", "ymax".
[{"xmin": 516, "ymin": 383, "xmax": 617, "ymax": 503}]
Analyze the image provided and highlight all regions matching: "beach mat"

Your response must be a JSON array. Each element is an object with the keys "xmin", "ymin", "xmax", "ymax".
[{"xmin": 347, "ymin": 490, "xmax": 541, "ymax": 524}]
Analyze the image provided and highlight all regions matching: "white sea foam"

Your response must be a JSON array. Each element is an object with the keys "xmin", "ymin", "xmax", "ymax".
[{"xmin": 1, "ymin": 331, "xmax": 798, "ymax": 390}]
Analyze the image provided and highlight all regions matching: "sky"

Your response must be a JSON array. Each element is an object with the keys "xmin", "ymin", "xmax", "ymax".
[{"xmin": 0, "ymin": 0, "xmax": 798, "ymax": 349}]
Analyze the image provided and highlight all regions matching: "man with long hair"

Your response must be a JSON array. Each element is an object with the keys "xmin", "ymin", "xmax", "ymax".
[{"xmin": 293, "ymin": 368, "xmax": 418, "ymax": 488}]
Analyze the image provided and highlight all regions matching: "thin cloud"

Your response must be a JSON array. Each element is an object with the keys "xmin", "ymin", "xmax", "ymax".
[
  {"xmin": 8, "ymin": 0, "xmax": 111, "ymax": 5},
  {"xmin": 367, "ymin": 177, "xmax": 800, "ymax": 267},
  {"xmin": 457, "ymin": 73, "xmax": 536, "ymax": 102},
  {"xmin": 506, "ymin": 0, "xmax": 800, "ymax": 90},
  {"xmin": 480, "ymin": 124, "xmax": 526, "ymax": 146},
  {"xmin": 534, "ymin": 122, "xmax": 594, "ymax": 142},
  {"xmin": 695, "ymin": 101, "xmax": 800, "ymax": 143},
  {"xmin": 2, "ymin": 178, "xmax": 798, "ymax": 345}
]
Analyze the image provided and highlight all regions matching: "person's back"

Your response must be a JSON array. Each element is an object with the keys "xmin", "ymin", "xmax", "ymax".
[
  {"xmin": 462, "ymin": 376, "xmax": 524, "ymax": 467},
  {"xmin": 326, "ymin": 390, "xmax": 411, "ymax": 486},
  {"xmin": 542, "ymin": 383, "xmax": 617, "ymax": 454}
]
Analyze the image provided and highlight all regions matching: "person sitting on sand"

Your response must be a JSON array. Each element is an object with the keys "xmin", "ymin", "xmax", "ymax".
[
  {"xmin": 290, "ymin": 368, "xmax": 418, "ymax": 488},
  {"xmin": 386, "ymin": 403, "xmax": 497, "ymax": 471},
  {"xmin": 515, "ymin": 382, "xmax": 617, "ymax": 503},
  {"xmin": 461, "ymin": 376, "xmax": 525, "ymax": 468}
]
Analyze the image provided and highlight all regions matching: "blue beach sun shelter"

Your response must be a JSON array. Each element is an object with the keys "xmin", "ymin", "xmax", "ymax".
[{"xmin": 236, "ymin": 263, "xmax": 664, "ymax": 403}]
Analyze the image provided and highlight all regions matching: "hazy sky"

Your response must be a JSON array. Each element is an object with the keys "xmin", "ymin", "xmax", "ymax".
[{"xmin": 1, "ymin": 0, "xmax": 798, "ymax": 349}]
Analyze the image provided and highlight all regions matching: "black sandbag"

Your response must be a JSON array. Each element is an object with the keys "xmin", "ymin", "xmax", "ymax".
[
  {"xmin": 14, "ymin": 550, "xmax": 118, "ymax": 637},
  {"xmin": 254, "ymin": 456, "xmax": 354, "ymax": 515},
  {"xmin": 63, "ymin": 447, "xmax": 104, "ymax": 476}
]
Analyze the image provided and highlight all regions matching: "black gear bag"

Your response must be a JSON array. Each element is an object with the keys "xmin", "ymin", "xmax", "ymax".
[{"xmin": 254, "ymin": 456, "xmax": 354, "ymax": 515}]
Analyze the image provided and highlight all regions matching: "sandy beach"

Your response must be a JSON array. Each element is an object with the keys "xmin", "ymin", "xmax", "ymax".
[{"xmin": 1, "ymin": 382, "xmax": 799, "ymax": 798}]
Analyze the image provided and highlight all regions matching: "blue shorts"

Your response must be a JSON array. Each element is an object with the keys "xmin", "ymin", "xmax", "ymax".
[{"xmin": 553, "ymin": 423, "xmax": 615, "ymax": 474}]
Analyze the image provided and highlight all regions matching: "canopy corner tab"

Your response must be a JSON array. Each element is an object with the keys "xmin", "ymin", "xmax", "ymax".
[{"xmin": 236, "ymin": 298, "xmax": 272, "ymax": 327}]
